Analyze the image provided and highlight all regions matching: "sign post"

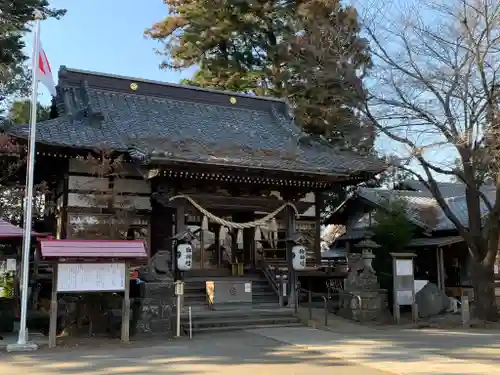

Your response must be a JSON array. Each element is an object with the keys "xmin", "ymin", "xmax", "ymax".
[
  {"xmin": 49, "ymin": 262, "xmax": 128, "ymax": 348},
  {"xmin": 391, "ymin": 253, "xmax": 418, "ymax": 324},
  {"xmin": 175, "ymin": 280, "xmax": 184, "ymax": 338}
]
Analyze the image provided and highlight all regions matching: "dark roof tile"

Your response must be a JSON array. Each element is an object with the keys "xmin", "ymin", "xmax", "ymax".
[{"xmin": 11, "ymin": 67, "xmax": 385, "ymax": 177}]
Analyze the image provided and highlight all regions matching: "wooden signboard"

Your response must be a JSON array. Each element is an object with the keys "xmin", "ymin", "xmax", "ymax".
[{"xmin": 56, "ymin": 263, "xmax": 126, "ymax": 292}]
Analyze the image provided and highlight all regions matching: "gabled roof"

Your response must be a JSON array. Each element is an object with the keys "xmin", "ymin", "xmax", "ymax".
[
  {"xmin": 10, "ymin": 67, "xmax": 384, "ymax": 179},
  {"xmin": 398, "ymin": 180, "xmax": 495, "ymax": 198},
  {"xmin": 326, "ymin": 181, "xmax": 496, "ymax": 232},
  {"xmin": 39, "ymin": 239, "xmax": 148, "ymax": 259},
  {"xmin": 0, "ymin": 218, "xmax": 38, "ymax": 238}
]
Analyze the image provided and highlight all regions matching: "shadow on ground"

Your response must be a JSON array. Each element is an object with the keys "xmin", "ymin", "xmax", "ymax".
[
  {"xmin": 251, "ymin": 324, "xmax": 500, "ymax": 375},
  {"xmin": 331, "ymin": 327, "xmax": 500, "ymax": 366},
  {"xmin": 302, "ymin": 306, "xmax": 500, "ymax": 369},
  {"xmin": 0, "ymin": 331, "xmax": 392, "ymax": 375},
  {"xmin": 2, "ymin": 325, "xmax": 500, "ymax": 375}
]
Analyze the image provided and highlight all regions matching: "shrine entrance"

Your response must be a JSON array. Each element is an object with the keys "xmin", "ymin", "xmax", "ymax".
[
  {"xmin": 151, "ymin": 192, "xmax": 308, "ymax": 277},
  {"xmin": 186, "ymin": 212, "xmax": 260, "ymax": 273}
]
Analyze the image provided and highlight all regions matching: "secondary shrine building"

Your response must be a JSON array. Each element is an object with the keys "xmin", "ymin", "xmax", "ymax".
[{"xmin": 10, "ymin": 67, "xmax": 383, "ymax": 279}]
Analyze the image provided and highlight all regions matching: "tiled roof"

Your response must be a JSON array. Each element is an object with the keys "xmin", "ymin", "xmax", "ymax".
[
  {"xmin": 357, "ymin": 185, "xmax": 496, "ymax": 231},
  {"xmin": 10, "ymin": 67, "xmax": 384, "ymax": 178},
  {"xmin": 399, "ymin": 180, "xmax": 495, "ymax": 198},
  {"xmin": 39, "ymin": 239, "xmax": 148, "ymax": 259},
  {"xmin": 336, "ymin": 228, "xmax": 373, "ymax": 240},
  {"xmin": 407, "ymin": 236, "xmax": 464, "ymax": 247}
]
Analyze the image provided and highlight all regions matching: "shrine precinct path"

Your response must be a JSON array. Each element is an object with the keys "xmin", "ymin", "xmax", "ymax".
[{"xmin": 0, "ymin": 330, "xmax": 393, "ymax": 375}]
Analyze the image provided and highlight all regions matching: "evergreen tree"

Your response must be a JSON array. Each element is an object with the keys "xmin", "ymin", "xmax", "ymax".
[
  {"xmin": 5, "ymin": 99, "xmax": 51, "ymax": 126},
  {"xmin": 146, "ymin": 0, "xmax": 373, "ymax": 151}
]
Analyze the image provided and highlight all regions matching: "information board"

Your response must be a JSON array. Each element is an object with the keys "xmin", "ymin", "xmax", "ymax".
[
  {"xmin": 395, "ymin": 259, "xmax": 413, "ymax": 276},
  {"xmin": 57, "ymin": 263, "xmax": 126, "ymax": 292},
  {"xmin": 396, "ymin": 290, "xmax": 414, "ymax": 305}
]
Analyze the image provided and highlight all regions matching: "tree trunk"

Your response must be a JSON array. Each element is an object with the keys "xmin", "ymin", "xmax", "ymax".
[{"xmin": 470, "ymin": 259, "xmax": 498, "ymax": 321}]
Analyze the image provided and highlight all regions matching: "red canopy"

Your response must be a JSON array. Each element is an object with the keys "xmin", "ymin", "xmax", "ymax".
[
  {"xmin": 0, "ymin": 218, "xmax": 39, "ymax": 238},
  {"xmin": 39, "ymin": 239, "xmax": 148, "ymax": 259}
]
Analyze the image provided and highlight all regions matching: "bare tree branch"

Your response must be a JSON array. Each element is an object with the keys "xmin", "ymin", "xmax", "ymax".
[{"xmin": 359, "ymin": 0, "xmax": 500, "ymax": 319}]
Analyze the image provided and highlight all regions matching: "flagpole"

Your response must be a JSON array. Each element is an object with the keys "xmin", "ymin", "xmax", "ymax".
[{"xmin": 16, "ymin": 11, "xmax": 42, "ymax": 348}]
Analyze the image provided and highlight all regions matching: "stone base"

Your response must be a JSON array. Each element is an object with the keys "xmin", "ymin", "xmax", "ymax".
[
  {"xmin": 135, "ymin": 282, "xmax": 174, "ymax": 337},
  {"xmin": 6, "ymin": 342, "xmax": 38, "ymax": 353},
  {"xmin": 338, "ymin": 289, "xmax": 390, "ymax": 323}
]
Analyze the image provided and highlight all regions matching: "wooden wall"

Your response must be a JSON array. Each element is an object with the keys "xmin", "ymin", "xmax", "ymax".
[{"xmin": 58, "ymin": 158, "xmax": 152, "ymax": 248}]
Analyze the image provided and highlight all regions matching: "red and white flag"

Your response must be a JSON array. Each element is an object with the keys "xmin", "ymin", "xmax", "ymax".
[{"xmin": 36, "ymin": 42, "xmax": 56, "ymax": 97}]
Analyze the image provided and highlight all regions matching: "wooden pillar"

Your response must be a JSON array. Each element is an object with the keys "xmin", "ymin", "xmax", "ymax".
[
  {"xmin": 215, "ymin": 225, "xmax": 222, "ymax": 268},
  {"xmin": 232, "ymin": 212, "xmax": 249, "ymax": 267},
  {"xmin": 150, "ymin": 180, "xmax": 174, "ymax": 257},
  {"xmin": 285, "ymin": 204, "xmax": 297, "ymax": 305},
  {"xmin": 48, "ymin": 263, "xmax": 58, "ymax": 348},
  {"xmin": 176, "ymin": 204, "xmax": 186, "ymax": 233},
  {"xmin": 121, "ymin": 262, "xmax": 131, "ymax": 343},
  {"xmin": 436, "ymin": 247, "xmax": 445, "ymax": 291},
  {"xmin": 60, "ymin": 170, "xmax": 69, "ymax": 239},
  {"xmin": 243, "ymin": 227, "xmax": 253, "ymax": 268},
  {"xmin": 175, "ymin": 204, "xmax": 186, "ymax": 280},
  {"xmin": 314, "ymin": 192, "xmax": 323, "ymax": 263}
]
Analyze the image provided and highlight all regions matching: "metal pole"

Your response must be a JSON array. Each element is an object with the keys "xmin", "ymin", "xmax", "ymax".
[
  {"xmin": 176, "ymin": 294, "xmax": 181, "ymax": 337},
  {"xmin": 188, "ymin": 306, "xmax": 192, "ymax": 339},
  {"xmin": 278, "ymin": 276, "xmax": 283, "ymax": 307},
  {"xmin": 308, "ymin": 289, "xmax": 312, "ymax": 320},
  {"xmin": 17, "ymin": 13, "xmax": 41, "ymax": 347},
  {"xmin": 293, "ymin": 283, "xmax": 298, "ymax": 314},
  {"xmin": 324, "ymin": 297, "xmax": 328, "ymax": 326}
]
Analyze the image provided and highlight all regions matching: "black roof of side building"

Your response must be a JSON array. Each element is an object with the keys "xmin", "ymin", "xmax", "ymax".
[{"xmin": 10, "ymin": 67, "xmax": 385, "ymax": 179}]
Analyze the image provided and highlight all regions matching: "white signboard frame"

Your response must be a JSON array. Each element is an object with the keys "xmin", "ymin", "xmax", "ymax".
[
  {"xmin": 395, "ymin": 259, "xmax": 413, "ymax": 276},
  {"xmin": 57, "ymin": 262, "xmax": 126, "ymax": 292},
  {"xmin": 396, "ymin": 290, "xmax": 414, "ymax": 305}
]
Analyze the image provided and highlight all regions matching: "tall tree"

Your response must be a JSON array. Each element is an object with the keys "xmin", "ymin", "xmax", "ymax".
[
  {"xmin": 4, "ymin": 99, "xmax": 51, "ymax": 126},
  {"xmin": 285, "ymin": 1, "xmax": 373, "ymax": 151},
  {"xmin": 146, "ymin": 0, "xmax": 373, "ymax": 151},
  {"xmin": 361, "ymin": 0, "xmax": 500, "ymax": 320},
  {"xmin": 0, "ymin": 1, "xmax": 64, "ymax": 222}
]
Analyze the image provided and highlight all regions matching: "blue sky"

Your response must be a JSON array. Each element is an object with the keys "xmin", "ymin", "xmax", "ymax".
[
  {"xmin": 23, "ymin": 0, "xmax": 450, "ymax": 182},
  {"xmin": 25, "ymin": 0, "xmax": 197, "ymax": 105}
]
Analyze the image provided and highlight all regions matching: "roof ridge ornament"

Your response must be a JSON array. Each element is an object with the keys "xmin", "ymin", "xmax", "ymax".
[{"xmin": 71, "ymin": 80, "xmax": 105, "ymax": 126}]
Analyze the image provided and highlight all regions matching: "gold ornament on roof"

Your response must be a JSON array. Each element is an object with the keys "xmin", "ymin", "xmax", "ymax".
[
  {"xmin": 130, "ymin": 82, "xmax": 138, "ymax": 90},
  {"xmin": 229, "ymin": 96, "xmax": 237, "ymax": 104}
]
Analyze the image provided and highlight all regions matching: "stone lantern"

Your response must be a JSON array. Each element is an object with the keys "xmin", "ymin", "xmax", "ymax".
[
  {"xmin": 355, "ymin": 238, "xmax": 380, "ymax": 272},
  {"xmin": 339, "ymin": 237, "xmax": 390, "ymax": 323}
]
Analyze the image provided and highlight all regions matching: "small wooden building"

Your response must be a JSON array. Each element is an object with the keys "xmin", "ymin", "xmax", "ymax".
[
  {"xmin": 325, "ymin": 182, "xmax": 498, "ymax": 297},
  {"xmin": 8, "ymin": 66, "xmax": 384, "ymax": 293}
]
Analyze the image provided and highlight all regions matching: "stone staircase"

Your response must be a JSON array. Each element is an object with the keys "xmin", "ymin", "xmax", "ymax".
[{"xmin": 180, "ymin": 273, "xmax": 302, "ymax": 334}]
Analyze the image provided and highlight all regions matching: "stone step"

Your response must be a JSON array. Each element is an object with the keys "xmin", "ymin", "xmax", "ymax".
[
  {"xmin": 185, "ymin": 322, "xmax": 303, "ymax": 334},
  {"xmin": 184, "ymin": 276, "xmax": 266, "ymax": 283},
  {"xmin": 185, "ymin": 315, "xmax": 301, "ymax": 329},
  {"xmin": 181, "ymin": 306, "xmax": 294, "ymax": 319},
  {"xmin": 184, "ymin": 289, "xmax": 276, "ymax": 299},
  {"xmin": 183, "ymin": 288, "xmax": 273, "ymax": 296},
  {"xmin": 184, "ymin": 278, "xmax": 269, "ymax": 289},
  {"xmin": 183, "ymin": 298, "xmax": 279, "ymax": 309}
]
